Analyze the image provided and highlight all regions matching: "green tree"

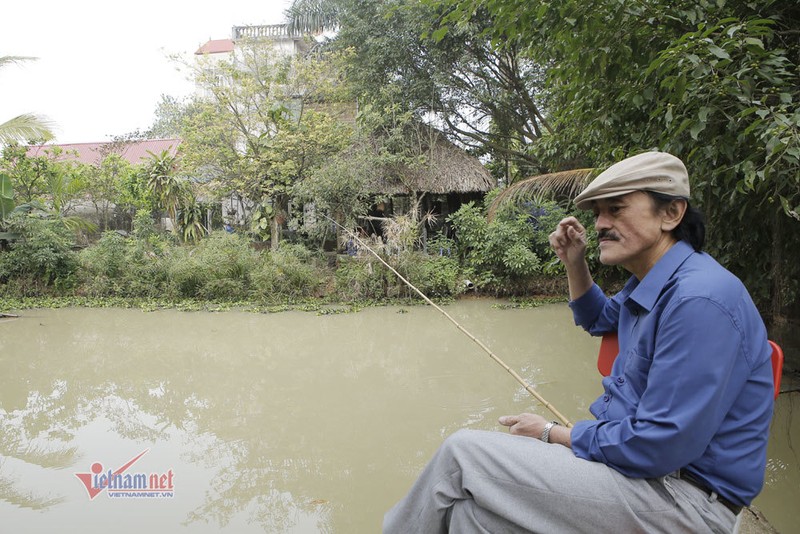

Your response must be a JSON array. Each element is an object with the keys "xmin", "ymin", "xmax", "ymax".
[
  {"xmin": 145, "ymin": 149, "xmax": 184, "ymax": 226},
  {"xmin": 178, "ymin": 38, "xmax": 353, "ymax": 248},
  {"xmin": 82, "ymin": 153, "xmax": 136, "ymax": 230},
  {"xmin": 146, "ymin": 95, "xmax": 189, "ymax": 139},
  {"xmin": 0, "ymin": 144, "xmax": 87, "ymax": 216},
  {"xmin": 433, "ymin": 0, "xmax": 800, "ymax": 320},
  {"xmin": 647, "ymin": 15, "xmax": 800, "ymax": 320},
  {"xmin": 1, "ymin": 144, "xmax": 49, "ymax": 202},
  {"xmin": 325, "ymin": 0, "xmax": 550, "ymax": 181}
]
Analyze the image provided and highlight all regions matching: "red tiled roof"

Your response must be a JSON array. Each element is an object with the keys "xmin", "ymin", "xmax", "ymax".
[
  {"xmin": 25, "ymin": 138, "xmax": 182, "ymax": 166},
  {"xmin": 195, "ymin": 39, "xmax": 235, "ymax": 55}
]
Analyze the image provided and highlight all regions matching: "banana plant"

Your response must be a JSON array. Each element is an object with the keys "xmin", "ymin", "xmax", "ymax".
[
  {"xmin": 0, "ymin": 173, "xmax": 12, "ymax": 218},
  {"xmin": 0, "ymin": 172, "xmax": 96, "ymax": 242},
  {"xmin": 0, "ymin": 172, "xmax": 20, "ymax": 241}
]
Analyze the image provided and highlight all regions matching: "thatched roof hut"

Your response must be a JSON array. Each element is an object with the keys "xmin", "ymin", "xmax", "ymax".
[{"xmin": 361, "ymin": 126, "xmax": 495, "ymax": 195}]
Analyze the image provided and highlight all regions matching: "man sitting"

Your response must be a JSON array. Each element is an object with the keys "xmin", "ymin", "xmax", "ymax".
[{"xmin": 383, "ymin": 151, "xmax": 773, "ymax": 533}]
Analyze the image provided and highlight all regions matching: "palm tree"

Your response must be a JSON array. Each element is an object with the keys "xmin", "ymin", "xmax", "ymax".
[
  {"xmin": 285, "ymin": 0, "xmax": 342, "ymax": 35},
  {"xmin": 177, "ymin": 193, "xmax": 207, "ymax": 243},
  {"xmin": 145, "ymin": 149, "xmax": 183, "ymax": 226},
  {"xmin": 0, "ymin": 56, "xmax": 55, "ymax": 145},
  {"xmin": 486, "ymin": 168, "xmax": 596, "ymax": 221}
]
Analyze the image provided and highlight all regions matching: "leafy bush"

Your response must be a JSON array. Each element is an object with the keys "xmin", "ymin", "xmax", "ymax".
[
  {"xmin": 395, "ymin": 252, "xmax": 463, "ymax": 298},
  {"xmin": 333, "ymin": 256, "xmax": 391, "ymax": 301},
  {"xmin": 78, "ymin": 231, "xmax": 129, "ymax": 296},
  {"xmin": 448, "ymin": 199, "xmax": 550, "ymax": 292},
  {"xmin": 77, "ymin": 218, "xmax": 173, "ymax": 298},
  {"xmin": 0, "ymin": 214, "xmax": 79, "ymax": 295},
  {"xmin": 163, "ymin": 232, "xmax": 259, "ymax": 300},
  {"xmin": 332, "ymin": 247, "xmax": 463, "ymax": 301},
  {"xmin": 80, "ymin": 231, "xmax": 128, "ymax": 278},
  {"xmin": 251, "ymin": 243, "xmax": 328, "ymax": 300}
]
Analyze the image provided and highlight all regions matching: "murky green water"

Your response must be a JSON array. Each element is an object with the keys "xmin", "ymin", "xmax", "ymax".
[{"xmin": 0, "ymin": 300, "xmax": 797, "ymax": 533}]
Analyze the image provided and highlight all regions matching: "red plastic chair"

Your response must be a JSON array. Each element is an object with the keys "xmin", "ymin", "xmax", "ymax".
[{"xmin": 597, "ymin": 333, "xmax": 784, "ymax": 399}]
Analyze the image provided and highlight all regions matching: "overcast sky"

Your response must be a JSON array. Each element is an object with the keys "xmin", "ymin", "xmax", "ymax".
[{"xmin": 1, "ymin": 0, "xmax": 293, "ymax": 144}]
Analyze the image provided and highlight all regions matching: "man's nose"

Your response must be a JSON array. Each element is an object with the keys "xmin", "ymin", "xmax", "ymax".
[{"xmin": 594, "ymin": 212, "xmax": 611, "ymax": 230}]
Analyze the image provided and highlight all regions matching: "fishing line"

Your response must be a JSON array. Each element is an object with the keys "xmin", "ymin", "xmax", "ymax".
[{"xmin": 322, "ymin": 213, "xmax": 573, "ymax": 427}]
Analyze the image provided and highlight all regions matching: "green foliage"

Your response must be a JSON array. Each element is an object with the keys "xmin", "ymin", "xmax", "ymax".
[
  {"xmin": 334, "ymin": 256, "xmax": 390, "ymax": 301},
  {"xmin": 1, "ymin": 144, "xmax": 54, "ymax": 204},
  {"xmin": 177, "ymin": 195, "xmax": 207, "ymax": 243},
  {"xmin": 251, "ymin": 243, "xmax": 328, "ymax": 300},
  {"xmin": 448, "ymin": 197, "xmax": 567, "ymax": 291},
  {"xmin": 83, "ymin": 231, "xmax": 128, "ymax": 278},
  {"xmin": 643, "ymin": 14, "xmax": 800, "ymax": 310},
  {"xmin": 334, "ymin": 0, "xmax": 547, "ymax": 175},
  {"xmin": 82, "ymin": 153, "xmax": 144, "ymax": 230},
  {"xmin": 146, "ymin": 95, "xmax": 188, "ymax": 139},
  {"xmin": 0, "ymin": 214, "xmax": 78, "ymax": 295},
  {"xmin": 78, "ymin": 227, "xmax": 168, "ymax": 298},
  {"xmin": 0, "ymin": 172, "xmax": 14, "ymax": 219},
  {"xmin": 176, "ymin": 40, "xmax": 353, "ymax": 246},
  {"xmin": 395, "ymin": 252, "xmax": 463, "ymax": 298},
  {"xmin": 145, "ymin": 149, "xmax": 184, "ymax": 223},
  {"xmin": 74, "ymin": 228, "xmax": 335, "ymax": 302},
  {"xmin": 332, "ymin": 249, "xmax": 463, "ymax": 301},
  {"xmin": 163, "ymin": 232, "xmax": 258, "ymax": 300},
  {"xmin": 432, "ymin": 0, "xmax": 799, "ymax": 317},
  {"xmin": 294, "ymin": 149, "xmax": 372, "ymax": 234}
]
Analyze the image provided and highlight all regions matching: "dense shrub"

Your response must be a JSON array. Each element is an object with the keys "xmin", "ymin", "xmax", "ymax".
[
  {"xmin": 163, "ymin": 232, "xmax": 259, "ymax": 300},
  {"xmin": 395, "ymin": 252, "xmax": 463, "ymax": 298},
  {"xmin": 333, "ymin": 256, "xmax": 390, "ymax": 301},
  {"xmin": 448, "ymin": 198, "xmax": 568, "ymax": 292},
  {"xmin": 78, "ymin": 231, "xmax": 128, "ymax": 295},
  {"xmin": 251, "ymin": 243, "xmax": 329, "ymax": 300},
  {"xmin": 0, "ymin": 215, "xmax": 79, "ymax": 295},
  {"xmin": 78, "ymin": 225, "xmax": 171, "ymax": 298},
  {"xmin": 2, "ymin": 204, "xmax": 581, "ymax": 303},
  {"xmin": 333, "ymin": 249, "xmax": 464, "ymax": 301}
]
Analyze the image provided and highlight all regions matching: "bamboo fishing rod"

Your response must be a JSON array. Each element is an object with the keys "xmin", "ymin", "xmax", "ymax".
[{"xmin": 322, "ymin": 214, "xmax": 573, "ymax": 427}]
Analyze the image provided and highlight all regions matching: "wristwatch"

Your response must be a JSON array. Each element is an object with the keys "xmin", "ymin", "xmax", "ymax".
[{"xmin": 540, "ymin": 421, "xmax": 560, "ymax": 443}]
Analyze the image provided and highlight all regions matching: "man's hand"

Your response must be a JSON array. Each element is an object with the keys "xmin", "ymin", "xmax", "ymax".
[
  {"xmin": 549, "ymin": 217, "xmax": 588, "ymax": 267},
  {"xmin": 549, "ymin": 217, "xmax": 593, "ymax": 301},
  {"xmin": 499, "ymin": 413, "xmax": 572, "ymax": 448},
  {"xmin": 498, "ymin": 413, "xmax": 548, "ymax": 439}
]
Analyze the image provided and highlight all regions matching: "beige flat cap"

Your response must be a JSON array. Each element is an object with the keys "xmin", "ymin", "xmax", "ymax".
[{"xmin": 573, "ymin": 151, "xmax": 689, "ymax": 210}]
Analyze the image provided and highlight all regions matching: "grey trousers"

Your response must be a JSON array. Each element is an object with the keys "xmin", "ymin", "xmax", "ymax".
[{"xmin": 383, "ymin": 429, "xmax": 737, "ymax": 534}]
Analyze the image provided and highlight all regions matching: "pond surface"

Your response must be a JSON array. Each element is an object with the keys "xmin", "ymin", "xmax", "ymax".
[{"xmin": 0, "ymin": 300, "xmax": 797, "ymax": 533}]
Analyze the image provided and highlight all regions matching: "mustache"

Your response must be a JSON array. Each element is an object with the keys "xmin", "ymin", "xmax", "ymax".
[{"xmin": 598, "ymin": 230, "xmax": 619, "ymax": 241}]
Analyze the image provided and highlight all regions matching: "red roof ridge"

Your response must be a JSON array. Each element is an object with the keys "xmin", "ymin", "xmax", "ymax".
[
  {"xmin": 25, "ymin": 138, "xmax": 183, "ymax": 166},
  {"xmin": 195, "ymin": 39, "xmax": 235, "ymax": 55}
]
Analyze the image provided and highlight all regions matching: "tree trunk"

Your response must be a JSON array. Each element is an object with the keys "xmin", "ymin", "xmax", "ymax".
[
  {"xmin": 770, "ymin": 207, "xmax": 786, "ymax": 326},
  {"xmin": 270, "ymin": 194, "xmax": 287, "ymax": 251}
]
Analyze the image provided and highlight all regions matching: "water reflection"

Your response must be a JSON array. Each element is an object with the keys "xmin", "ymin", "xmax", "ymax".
[{"xmin": 0, "ymin": 303, "xmax": 795, "ymax": 533}]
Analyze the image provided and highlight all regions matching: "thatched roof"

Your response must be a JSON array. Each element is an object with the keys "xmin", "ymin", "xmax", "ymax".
[{"xmin": 362, "ymin": 126, "xmax": 495, "ymax": 195}]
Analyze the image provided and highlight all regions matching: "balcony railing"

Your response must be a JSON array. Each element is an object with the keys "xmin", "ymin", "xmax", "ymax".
[{"xmin": 232, "ymin": 24, "xmax": 302, "ymax": 40}]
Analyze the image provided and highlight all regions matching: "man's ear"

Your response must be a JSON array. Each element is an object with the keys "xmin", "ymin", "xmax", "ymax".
[{"xmin": 661, "ymin": 199, "xmax": 687, "ymax": 232}]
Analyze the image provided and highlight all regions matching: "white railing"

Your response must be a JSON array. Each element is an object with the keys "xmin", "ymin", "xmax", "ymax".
[{"xmin": 232, "ymin": 24, "xmax": 299, "ymax": 40}]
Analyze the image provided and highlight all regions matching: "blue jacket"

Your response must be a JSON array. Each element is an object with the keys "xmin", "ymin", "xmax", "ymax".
[{"xmin": 569, "ymin": 240, "xmax": 773, "ymax": 506}]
